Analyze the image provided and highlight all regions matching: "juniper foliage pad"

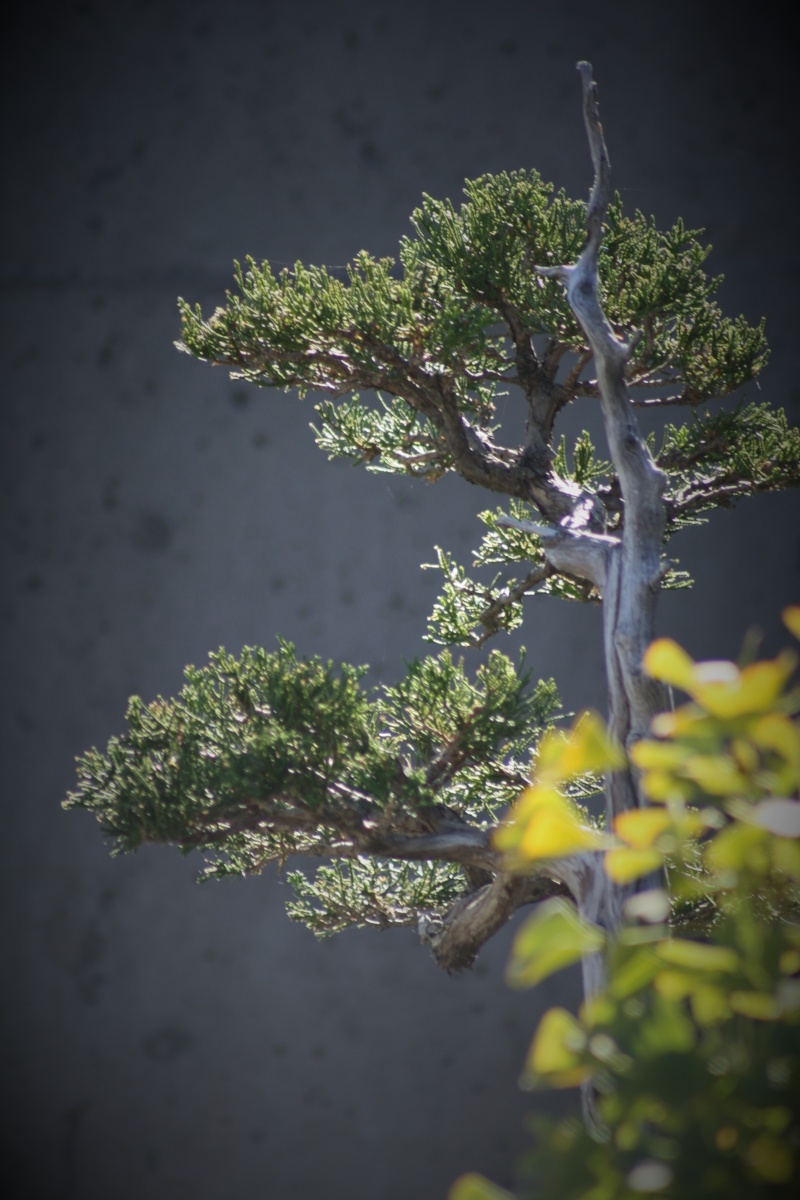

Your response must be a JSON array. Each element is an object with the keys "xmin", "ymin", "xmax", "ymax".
[{"xmin": 68, "ymin": 643, "xmax": 559, "ymax": 926}]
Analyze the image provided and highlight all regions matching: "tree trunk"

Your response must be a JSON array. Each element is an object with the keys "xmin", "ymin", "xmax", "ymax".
[
  {"xmin": 542, "ymin": 60, "xmax": 668, "ymax": 895},
  {"xmin": 542, "ymin": 63, "xmax": 670, "ymax": 1129}
]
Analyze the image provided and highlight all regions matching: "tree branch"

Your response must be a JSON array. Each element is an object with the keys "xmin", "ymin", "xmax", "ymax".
[
  {"xmin": 422, "ymin": 871, "xmax": 571, "ymax": 972},
  {"xmin": 496, "ymin": 513, "xmax": 611, "ymax": 591},
  {"xmin": 470, "ymin": 564, "xmax": 550, "ymax": 647}
]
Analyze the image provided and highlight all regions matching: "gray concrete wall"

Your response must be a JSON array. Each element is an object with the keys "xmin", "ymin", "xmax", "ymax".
[{"xmin": 2, "ymin": 2, "xmax": 797, "ymax": 1197}]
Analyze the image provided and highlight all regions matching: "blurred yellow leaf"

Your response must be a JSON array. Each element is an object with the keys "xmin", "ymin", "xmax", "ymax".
[
  {"xmin": 507, "ymin": 899, "xmax": 605, "ymax": 988},
  {"xmin": 772, "ymin": 837, "xmax": 800, "ymax": 881},
  {"xmin": 614, "ymin": 807, "xmax": 672, "ymax": 849},
  {"xmin": 524, "ymin": 1007, "xmax": 588, "ymax": 1088},
  {"xmin": 637, "ymin": 992, "xmax": 696, "ymax": 1053},
  {"xmin": 493, "ymin": 785, "xmax": 561, "ymax": 857},
  {"xmin": 649, "ymin": 705, "xmax": 711, "ymax": 738},
  {"xmin": 730, "ymin": 736, "xmax": 759, "ymax": 774},
  {"xmin": 605, "ymin": 847, "xmax": 663, "ymax": 883},
  {"xmin": 559, "ymin": 711, "xmax": 626, "ymax": 775},
  {"xmin": 606, "ymin": 947, "xmax": 661, "ymax": 1000},
  {"xmin": 779, "ymin": 948, "xmax": 800, "ymax": 975},
  {"xmin": 643, "ymin": 638, "xmax": 696, "ymax": 690},
  {"xmin": 692, "ymin": 653, "xmax": 796, "ymax": 719},
  {"xmin": 654, "ymin": 968, "xmax": 694, "ymax": 1001},
  {"xmin": 510, "ymin": 782, "xmax": 565, "ymax": 821},
  {"xmin": 534, "ymin": 711, "xmax": 624, "ymax": 782},
  {"xmin": 782, "ymin": 605, "xmax": 800, "ymax": 641},
  {"xmin": 533, "ymin": 727, "xmax": 571, "ymax": 779},
  {"xmin": 645, "ymin": 632, "xmax": 797, "ymax": 719},
  {"xmin": 513, "ymin": 793, "xmax": 604, "ymax": 861},
  {"xmin": 637, "ymin": 769, "xmax": 690, "ymax": 803},
  {"xmin": 449, "ymin": 1174, "xmax": 516, "ymax": 1200},
  {"xmin": 729, "ymin": 991, "xmax": 780, "ymax": 1020},
  {"xmin": 690, "ymin": 982, "xmax": 732, "ymax": 1025},
  {"xmin": 581, "ymin": 992, "xmax": 616, "ymax": 1027},
  {"xmin": 750, "ymin": 714, "xmax": 800, "ymax": 787},
  {"xmin": 706, "ymin": 822, "xmax": 770, "ymax": 875},
  {"xmin": 751, "ymin": 711, "xmax": 800, "ymax": 753},
  {"xmin": 629, "ymin": 740, "xmax": 687, "ymax": 770},
  {"xmin": 655, "ymin": 938, "xmax": 739, "ymax": 973},
  {"xmin": 682, "ymin": 754, "xmax": 749, "ymax": 796}
]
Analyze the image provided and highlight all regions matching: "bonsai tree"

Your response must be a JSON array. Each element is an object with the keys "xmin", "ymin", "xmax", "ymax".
[{"xmin": 67, "ymin": 61, "xmax": 797, "ymax": 1062}]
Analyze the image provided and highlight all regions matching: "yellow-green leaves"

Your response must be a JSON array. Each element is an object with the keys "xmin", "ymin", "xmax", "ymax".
[
  {"xmin": 643, "ymin": 639, "xmax": 797, "ymax": 719},
  {"xmin": 493, "ymin": 615, "xmax": 800, "ymax": 1199},
  {"xmin": 535, "ymin": 710, "xmax": 626, "ymax": 778},
  {"xmin": 604, "ymin": 847, "xmax": 664, "ymax": 884},
  {"xmin": 728, "ymin": 991, "xmax": 782, "ymax": 1021},
  {"xmin": 655, "ymin": 938, "xmax": 739, "ymax": 973},
  {"xmin": 642, "ymin": 637, "xmax": 696, "ymax": 691},
  {"xmin": 495, "ymin": 787, "xmax": 604, "ymax": 862},
  {"xmin": 448, "ymin": 1175, "xmax": 516, "ymax": 1200},
  {"xmin": 606, "ymin": 808, "xmax": 673, "ymax": 883},
  {"xmin": 507, "ymin": 898, "xmax": 605, "ymax": 988},
  {"xmin": 614, "ymin": 806, "xmax": 673, "ymax": 848},
  {"xmin": 495, "ymin": 711, "xmax": 620, "ymax": 865},
  {"xmin": 634, "ymin": 636, "xmax": 800, "ymax": 862},
  {"xmin": 523, "ymin": 1007, "xmax": 589, "ymax": 1088},
  {"xmin": 784, "ymin": 605, "xmax": 800, "ymax": 641}
]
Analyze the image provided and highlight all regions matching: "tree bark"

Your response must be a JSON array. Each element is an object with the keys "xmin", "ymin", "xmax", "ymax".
[{"xmin": 533, "ymin": 64, "xmax": 668, "ymax": 980}]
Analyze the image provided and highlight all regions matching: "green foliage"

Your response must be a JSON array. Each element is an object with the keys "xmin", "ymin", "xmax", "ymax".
[
  {"xmin": 312, "ymin": 391, "xmax": 451, "ymax": 476},
  {"xmin": 66, "ymin": 640, "xmax": 390, "ymax": 857},
  {"xmin": 381, "ymin": 649, "xmax": 561, "ymax": 819},
  {"xmin": 468, "ymin": 614, "xmax": 800, "ymax": 1199},
  {"xmin": 599, "ymin": 200, "xmax": 768, "ymax": 402},
  {"xmin": 66, "ymin": 642, "xmax": 559, "ymax": 926},
  {"xmin": 425, "ymin": 499, "xmax": 597, "ymax": 649},
  {"xmin": 285, "ymin": 857, "xmax": 463, "ymax": 937},
  {"xmin": 178, "ymin": 172, "xmax": 769, "ymax": 411},
  {"xmin": 552, "ymin": 431, "xmax": 611, "ymax": 489},
  {"xmin": 175, "ymin": 168, "xmax": 792, "ymax": 652},
  {"xmin": 657, "ymin": 402, "xmax": 800, "ymax": 529},
  {"xmin": 403, "ymin": 171, "xmax": 585, "ymax": 340},
  {"xmin": 177, "ymin": 169, "xmax": 779, "ymax": 532}
]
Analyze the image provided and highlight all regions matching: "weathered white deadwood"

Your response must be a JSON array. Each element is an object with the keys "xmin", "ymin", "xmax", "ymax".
[
  {"xmin": 495, "ymin": 513, "xmax": 613, "ymax": 591},
  {"xmin": 537, "ymin": 61, "xmax": 668, "ymax": 842},
  {"xmin": 531, "ymin": 62, "xmax": 670, "ymax": 1130}
]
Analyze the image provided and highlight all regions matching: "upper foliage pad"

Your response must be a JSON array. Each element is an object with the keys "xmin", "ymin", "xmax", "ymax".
[
  {"xmin": 179, "ymin": 171, "xmax": 767, "ymax": 411},
  {"xmin": 177, "ymin": 168, "xmax": 784, "ymax": 569}
]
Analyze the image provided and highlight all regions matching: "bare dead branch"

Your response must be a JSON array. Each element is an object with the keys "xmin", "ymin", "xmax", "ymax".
[{"xmin": 470, "ymin": 564, "xmax": 550, "ymax": 647}]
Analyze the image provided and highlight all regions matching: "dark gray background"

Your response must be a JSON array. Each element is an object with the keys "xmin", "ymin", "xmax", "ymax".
[{"xmin": 2, "ymin": 2, "xmax": 797, "ymax": 1197}]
